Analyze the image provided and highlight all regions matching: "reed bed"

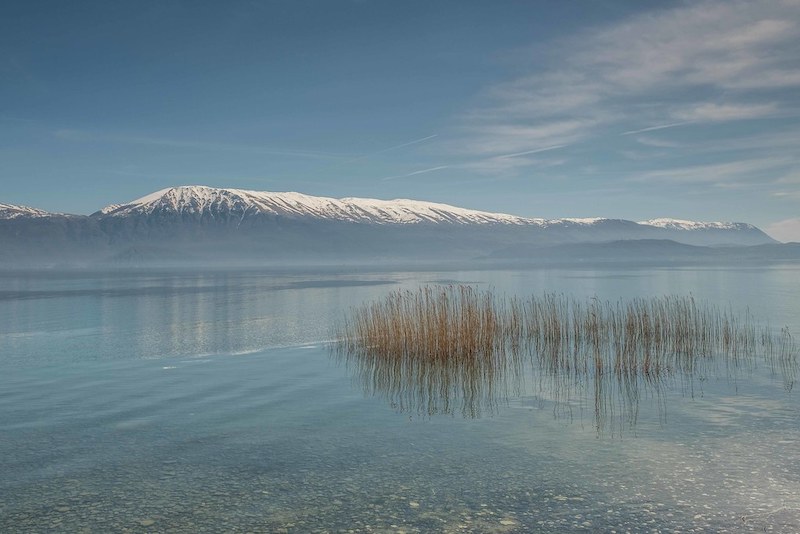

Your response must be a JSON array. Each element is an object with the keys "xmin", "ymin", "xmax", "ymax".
[
  {"xmin": 336, "ymin": 285, "xmax": 797, "ymax": 382},
  {"xmin": 337, "ymin": 286, "xmax": 520, "ymax": 417},
  {"xmin": 335, "ymin": 285, "xmax": 797, "ymax": 424}
]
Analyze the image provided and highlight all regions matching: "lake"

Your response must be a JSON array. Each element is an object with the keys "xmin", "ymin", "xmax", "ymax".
[{"xmin": 1, "ymin": 265, "xmax": 798, "ymax": 532}]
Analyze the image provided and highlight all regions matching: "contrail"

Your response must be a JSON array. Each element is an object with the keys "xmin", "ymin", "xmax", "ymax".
[
  {"xmin": 376, "ymin": 134, "xmax": 438, "ymax": 153},
  {"xmin": 496, "ymin": 144, "xmax": 567, "ymax": 159},
  {"xmin": 621, "ymin": 122, "xmax": 692, "ymax": 136},
  {"xmin": 305, "ymin": 133, "xmax": 440, "ymax": 175},
  {"xmin": 345, "ymin": 134, "xmax": 439, "ymax": 164},
  {"xmin": 381, "ymin": 165, "xmax": 450, "ymax": 181}
]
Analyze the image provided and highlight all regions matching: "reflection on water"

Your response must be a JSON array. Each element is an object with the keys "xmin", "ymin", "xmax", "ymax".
[
  {"xmin": 341, "ymin": 327, "xmax": 524, "ymax": 418},
  {"xmin": 336, "ymin": 286, "xmax": 798, "ymax": 432},
  {"xmin": 0, "ymin": 271, "xmax": 398, "ymax": 364},
  {"xmin": 338, "ymin": 340, "xmax": 677, "ymax": 433}
]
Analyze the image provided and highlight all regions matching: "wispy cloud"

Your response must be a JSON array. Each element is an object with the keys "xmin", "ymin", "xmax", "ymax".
[
  {"xmin": 453, "ymin": 0, "xmax": 800, "ymax": 175},
  {"xmin": 458, "ymin": 121, "xmax": 591, "ymax": 157},
  {"xmin": 772, "ymin": 190, "xmax": 800, "ymax": 198},
  {"xmin": 458, "ymin": 154, "xmax": 567, "ymax": 176},
  {"xmin": 766, "ymin": 217, "xmax": 800, "ymax": 242},
  {"xmin": 671, "ymin": 102, "xmax": 781, "ymax": 122},
  {"xmin": 633, "ymin": 125, "xmax": 800, "ymax": 154},
  {"xmin": 631, "ymin": 135, "xmax": 687, "ymax": 149},
  {"xmin": 631, "ymin": 157, "xmax": 795, "ymax": 185}
]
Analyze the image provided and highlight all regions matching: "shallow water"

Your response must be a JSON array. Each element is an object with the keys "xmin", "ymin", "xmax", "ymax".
[{"xmin": 1, "ymin": 265, "xmax": 799, "ymax": 532}]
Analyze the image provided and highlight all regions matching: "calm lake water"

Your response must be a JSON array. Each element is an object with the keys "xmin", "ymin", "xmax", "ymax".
[{"xmin": 1, "ymin": 265, "xmax": 798, "ymax": 532}]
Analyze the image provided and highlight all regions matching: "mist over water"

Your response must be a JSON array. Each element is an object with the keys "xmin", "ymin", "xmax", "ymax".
[{"xmin": 1, "ymin": 265, "xmax": 799, "ymax": 532}]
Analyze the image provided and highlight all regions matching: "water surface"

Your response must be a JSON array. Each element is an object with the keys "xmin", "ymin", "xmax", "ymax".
[{"xmin": 1, "ymin": 266, "xmax": 798, "ymax": 532}]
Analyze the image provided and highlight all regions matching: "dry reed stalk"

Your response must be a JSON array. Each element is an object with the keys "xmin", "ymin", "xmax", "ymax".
[{"xmin": 336, "ymin": 285, "xmax": 797, "ymax": 385}]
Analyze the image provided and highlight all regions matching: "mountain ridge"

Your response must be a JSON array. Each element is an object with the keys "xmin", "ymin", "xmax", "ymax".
[
  {"xmin": 4, "ymin": 185, "xmax": 766, "ymax": 232},
  {"xmin": 0, "ymin": 185, "xmax": 788, "ymax": 266}
]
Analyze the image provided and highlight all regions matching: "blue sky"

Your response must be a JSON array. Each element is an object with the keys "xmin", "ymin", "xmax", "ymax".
[{"xmin": 2, "ymin": 0, "xmax": 800, "ymax": 240}]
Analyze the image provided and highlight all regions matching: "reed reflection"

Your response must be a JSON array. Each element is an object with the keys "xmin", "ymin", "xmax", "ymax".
[{"xmin": 335, "ymin": 286, "xmax": 798, "ymax": 431}]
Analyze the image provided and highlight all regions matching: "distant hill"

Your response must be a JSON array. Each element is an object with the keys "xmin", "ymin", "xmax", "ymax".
[{"xmin": 486, "ymin": 239, "xmax": 800, "ymax": 265}]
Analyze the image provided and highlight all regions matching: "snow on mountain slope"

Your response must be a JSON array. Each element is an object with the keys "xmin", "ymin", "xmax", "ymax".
[
  {"xmin": 0, "ymin": 203, "xmax": 55, "ymax": 219},
  {"xmin": 97, "ymin": 187, "xmax": 764, "ymax": 239},
  {"xmin": 638, "ymin": 218, "xmax": 756, "ymax": 231},
  {"xmin": 0, "ymin": 186, "xmax": 780, "ymax": 265},
  {"xmin": 99, "ymin": 185, "xmax": 544, "ymax": 225}
]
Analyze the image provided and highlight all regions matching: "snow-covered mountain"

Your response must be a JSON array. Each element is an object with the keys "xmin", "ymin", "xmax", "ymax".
[
  {"xmin": 95, "ymin": 186, "xmax": 765, "ymax": 235},
  {"xmin": 97, "ymin": 185, "xmax": 539, "ymax": 225},
  {"xmin": 638, "ymin": 218, "xmax": 757, "ymax": 232},
  {"xmin": 0, "ymin": 185, "xmax": 784, "ymax": 265}
]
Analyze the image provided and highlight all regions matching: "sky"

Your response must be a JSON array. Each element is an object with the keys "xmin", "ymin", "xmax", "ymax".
[{"xmin": 2, "ymin": 0, "xmax": 800, "ymax": 241}]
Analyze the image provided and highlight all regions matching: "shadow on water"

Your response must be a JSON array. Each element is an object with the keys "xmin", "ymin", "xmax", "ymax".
[{"xmin": 333, "ymin": 285, "xmax": 798, "ymax": 434}]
